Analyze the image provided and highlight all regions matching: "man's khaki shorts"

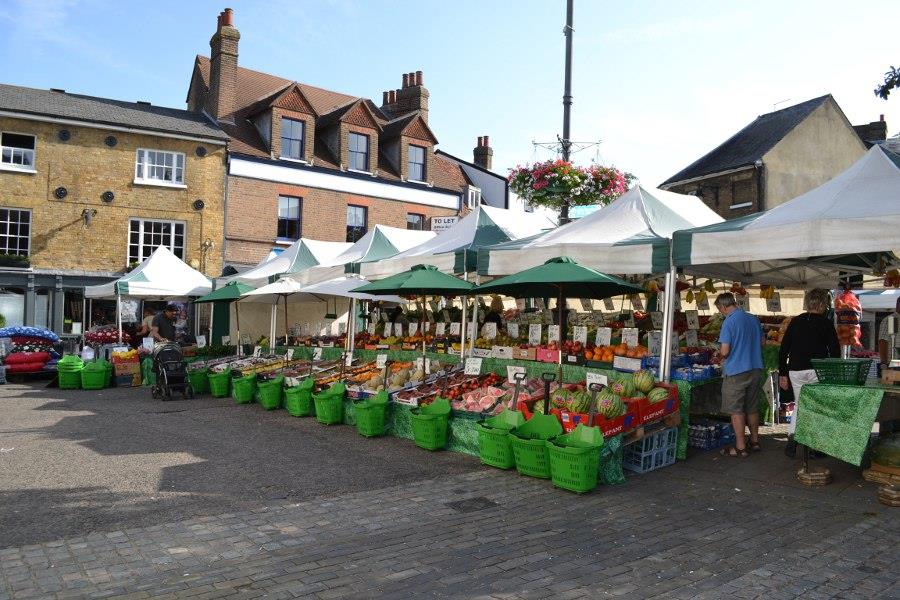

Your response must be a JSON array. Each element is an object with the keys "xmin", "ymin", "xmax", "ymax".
[{"xmin": 721, "ymin": 369, "xmax": 764, "ymax": 415}]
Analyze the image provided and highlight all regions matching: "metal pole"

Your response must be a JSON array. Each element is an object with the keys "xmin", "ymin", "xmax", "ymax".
[
  {"xmin": 209, "ymin": 303, "xmax": 214, "ymax": 345},
  {"xmin": 116, "ymin": 295, "xmax": 122, "ymax": 343},
  {"xmin": 269, "ymin": 302, "xmax": 277, "ymax": 350},
  {"xmin": 235, "ymin": 301, "xmax": 241, "ymax": 356},
  {"xmin": 660, "ymin": 266, "xmax": 677, "ymax": 382},
  {"xmin": 348, "ymin": 297, "xmax": 357, "ymax": 358},
  {"xmin": 559, "ymin": 0, "xmax": 575, "ymax": 226}
]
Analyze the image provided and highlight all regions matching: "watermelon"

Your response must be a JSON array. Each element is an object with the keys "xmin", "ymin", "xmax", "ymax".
[
  {"xmin": 647, "ymin": 386, "xmax": 669, "ymax": 403},
  {"xmin": 610, "ymin": 377, "xmax": 635, "ymax": 398},
  {"xmin": 632, "ymin": 369, "xmax": 656, "ymax": 393}
]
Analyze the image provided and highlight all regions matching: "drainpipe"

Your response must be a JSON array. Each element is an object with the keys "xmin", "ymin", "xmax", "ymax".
[
  {"xmin": 755, "ymin": 159, "xmax": 766, "ymax": 211},
  {"xmin": 222, "ymin": 154, "xmax": 230, "ymax": 275}
]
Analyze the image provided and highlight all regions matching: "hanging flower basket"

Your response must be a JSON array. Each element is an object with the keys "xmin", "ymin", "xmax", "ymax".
[{"xmin": 508, "ymin": 160, "xmax": 630, "ymax": 210}]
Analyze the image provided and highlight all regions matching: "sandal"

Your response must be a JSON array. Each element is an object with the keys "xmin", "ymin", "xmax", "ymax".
[
  {"xmin": 749, "ymin": 441, "xmax": 762, "ymax": 452},
  {"xmin": 719, "ymin": 446, "xmax": 749, "ymax": 458}
]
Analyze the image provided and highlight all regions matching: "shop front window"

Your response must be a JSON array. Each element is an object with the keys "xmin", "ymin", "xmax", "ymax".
[{"xmin": 0, "ymin": 287, "xmax": 25, "ymax": 327}]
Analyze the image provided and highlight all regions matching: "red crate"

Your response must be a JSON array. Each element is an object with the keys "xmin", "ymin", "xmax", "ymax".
[
  {"xmin": 535, "ymin": 348, "xmax": 560, "ymax": 363},
  {"xmin": 625, "ymin": 384, "xmax": 680, "ymax": 425},
  {"xmin": 549, "ymin": 405, "xmax": 639, "ymax": 437}
]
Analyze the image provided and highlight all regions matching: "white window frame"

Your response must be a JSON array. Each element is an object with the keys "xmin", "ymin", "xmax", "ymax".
[
  {"xmin": 0, "ymin": 207, "xmax": 32, "ymax": 256},
  {"xmin": 279, "ymin": 117, "xmax": 306, "ymax": 162},
  {"xmin": 407, "ymin": 144, "xmax": 426, "ymax": 182},
  {"xmin": 466, "ymin": 186, "xmax": 481, "ymax": 209},
  {"xmin": 0, "ymin": 131, "xmax": 37, "ymax": 174},
  {"xmin": 729, "ymin": 202, "xmax": 753, "ymax": 210},
  {"xmin": 347, "ymin": 132, "xmax": 370, "ymax": 173},
  {"xmin": 127, "ymin": 218, "xmax": 186, "ymax": 266},
  {"xmin": 134, "ymin": 148, "xmax": 186, "ymax": 188},
  {"xmin": 276, "ymin": 195, "xmax": 302, "ymax": 241}
]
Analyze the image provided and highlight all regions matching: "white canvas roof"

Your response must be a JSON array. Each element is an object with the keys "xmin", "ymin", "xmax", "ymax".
[
  {"xmin": 478, "ymin": 185, "xmax": 722, "ymax": 276},
  {"xmin": 241, "ymin": 276, "xmax": 403, "ymax": 304},
  {"xmin": 227, "ymin": 238, "xmax": 352, "ymax": 288},
  {"xmin": 673, "ymin": 146, "xmax": 900, "ymax": 287},
  {"xmin": 84, "ymin": 246, "xmax": 211, "ymax": 298}
]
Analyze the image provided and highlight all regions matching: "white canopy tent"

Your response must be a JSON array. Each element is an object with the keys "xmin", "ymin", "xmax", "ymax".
[
  {"xmin": 226, "ymin": 238, "xmax": 352, "ymax": 288},
  {"xmin": 673, "ymin": 145, "xmax": 900, "ymax": 287},
  {"xmin": 84, "ymin": 246, "xmax": 212, "ymax": 342},
  {"xmin": 858, "ymin": 288, "xmax": 900, "ymax": 311},
  {"xmin": 289, "ymin": 225, "xmax": 435, "ymax": 286}
]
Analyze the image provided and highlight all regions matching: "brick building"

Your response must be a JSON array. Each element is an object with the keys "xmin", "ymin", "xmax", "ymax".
[
  {"xmin": 0, "ymin": 85, "xmax": 227, "ymax": 333},
  {"xmin": 660, "ymin": 95, "xmax": 868, "ymax": 219},
  {"xmin": 187, "ymin": 9, "xmax": 483, "ymax": 270}
]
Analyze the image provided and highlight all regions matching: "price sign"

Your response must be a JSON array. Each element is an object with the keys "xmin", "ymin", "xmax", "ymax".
[
  {"xmin": 464, "ymin": 357, "xmax": 483, "ymax": 376},
  {"xmin": 685, "ymin": 329, "xmax": 698, "ymax": 347},
  {"xmin": 737, "ymin": 294, "xmax": 751, "ymax": 311},
  {"xmin": 536, "ymin": 298, "xmax": 546, "ymax": 310},
  {"xmin": 548, "ymin": 324, "xmax": 560, "ymax": 342},
  {"xmin": 515, "ymin": 298, "xmax": 526, "ymax": 311},
  {"xmin": 696, "ymin": 294, "xmax": 710, "ymax": 310},
  {"xmin": 603, "ymin": 298, "xmax": 615, "ymax": 311},
  {"xmin": 631, "ymin": 294, "xmax": 644, "ymax": 311},
  {"xmin": 483, "ymin": 322, "xmax": 497, "ymax": 339},
  {"xmin": 415, "ymin": 357, "xmax": 425, "ymax": 372},
  {"xmin": 253, "ymin": 346, "xmax": 262, "ymax": 357},
  {"xmin": 508, "ymin": 322, "xmax": 519, "ymax": 339},
  {"xmin": 579, "ymin": 298, "xmax": 593, "ymax": 312},
  {"xmin": 622, "ymin": 327, "xmax": 639, "ymax": 347},
  {"xmin": 426, "ymin": 359, "xmax": 433, "ymax": 375},
  {"xmin": 673, "ymin": 293, "xmax": 682, "ymax": 311},
  {"xmin": 650, "ymin": 312, "xmax": 664, "ymax": 329},
  {"xmin": 367, "ymin": 322, "xmax": 376, "ymax": 335},
  {"xmin": 507, "ymin": 365, "xmax": 527, "ymax": 384},
  {"xmin": 409, "ymin": 322, "xmax": 419, "ymax": 336},
  {"xmin": 376, "ymin": 354, "xmax": 387, "ymax": 369},
  {"xmin": 686, "ymin": 310, "xmax": 700, "ymax": 330},
  {"xmin": 648, "ymin": 331, "xmax": 662, "ymax": 356},
  {"xmin": 441, "ymin": 310, "xmax": 450, "ymax": 323},
  {"xmin": 313, "ymin": 347, "xmax": 323, "ymax": 361},
  {"xmin": 766, "ymin": 292, "xmax": 782, "ymax": 313},
  {"xmin": 624, "ymin": 314, "xmax": 636, "ymax": 328},
  {"xmin": 337, "ymin": 322, "xmax": 347, "ymax": 335},
  {"xmin": 285, "ymin": 348, "xmax": 294, "ymax": 361},
  {"xmin": 596, "ymin": 327, "xmax": 612, "ymax": 346},
  {"xmin": 573, "ymin": 326, "xmax": 588, "ymax": 345},
  {"xmin": 195, "ymin": 335, "xmax": 206, "ymax": 348},
  {"xmin": 241, "ymin": 334, "xmax": 251, "ymax": 345},
  {"xmin": 142, "ymin": 337, "xmax": 155, "ymax": 351},
  {"xmin": 528, "ymin": 324, "xmax": 542, "ymax": 346},
  {"xmin": 435, "ymin": 322, "xmax": 446, "ymax": 336},
  {"xmin": 395, "ymin": 322, "xmax": 405, "ymax": 337},
  {"xmin": 221, "ymin": 335, "xmax": 231, "ymax": 345},
  {"xmin": 381, "ymin": 312, "xmax": 389, "ymax": 322},
  {"xmin": 423, "ymin": 321, "xmax": 431, "ymax": 332},
  {"xmin": 586, "ymin": 371, "xmax": 609, "ymax": 388},
  {"xmin": 450, "ymin": 322, "xmax": 461, "ymax": 336},
  {"xmin": 466, "ymin": 322, "xmax": 476, "ymax": 339},
  {"xmin": 345, "ymin": 353, "xmax": 353, "ymax": 367}
]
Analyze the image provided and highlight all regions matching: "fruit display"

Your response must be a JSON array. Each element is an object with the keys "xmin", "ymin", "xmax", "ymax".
[
  {"xmin": 84, "ymin": 325, "xmax": 131, "ymax": 345},
  {"xmin": 583, "ymin": 343, "xmax": 649, "ymax": 362},
  {"xmin": 835, "ymin": 288, "xmax": 862, "ymax": 347}
]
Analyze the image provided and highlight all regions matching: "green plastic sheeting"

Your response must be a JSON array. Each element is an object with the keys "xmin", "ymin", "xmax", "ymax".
[{"xmin": 795, "ymin": 383, "xmax": 884, "ymax": 466}]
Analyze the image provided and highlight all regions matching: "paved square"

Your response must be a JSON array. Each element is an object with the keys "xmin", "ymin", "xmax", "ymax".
[{"xmin": 0, "ymin": 382, "xmax": 897, "ymax": 599}]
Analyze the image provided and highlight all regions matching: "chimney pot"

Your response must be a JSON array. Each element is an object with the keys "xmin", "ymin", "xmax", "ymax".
[
  {"xmin": 477, "ymin": 136, "xmax": 483, "ymax": 147},
  {"xmin": 881, "ymin": 114, "xmax": 885, "ymax": 122},
  {"xmin": 223, "ymin": 7, "xmax": 234, "ymax": 26},
  {"xmin": 402, "ymin": 73, "xmax": 409, "ymax": 88},
  {"xmin": 383, "ymin": 91, "xmax": 389, "ymax": 104},
  {"xmin": 415, "ymin": 70, "xmax": 423, "ymax": 85},
  {"xmin": 483, "ymin": 135, "xmax": 490, "ymax": 147},
  {"xmin": 389, "ymin": 90, "xmax": 396, "ymax": 103}
]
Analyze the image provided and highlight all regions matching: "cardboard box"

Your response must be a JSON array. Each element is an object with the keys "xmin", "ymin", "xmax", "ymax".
[
  {"xmin": 613, "ymin": 356, "xmax": 643, "ymax": 372},
  {"xmin": 563, "ymin": 353, "xmax": 585, "ymax": 366},
  {"xmin": 491, "ymin": 346, "xmax": 514, "ymax": 360},
  {"xmin": 535, "ymin": 348, "xmax": 560, "ymax": 363},
  {"xmin": 472, "ymin": 348, "xmax": 492, "ymax": 358},
  {"xmin": 513, "ymin": 347, "xmax": 537, "ymax": 361},
  {"xmin": 113, "ymin": 361, "xmax": 141, "ymax": 387},
  {"xmin": 882, "ymin": 368, "xmax": 900, "ymax": 386}
]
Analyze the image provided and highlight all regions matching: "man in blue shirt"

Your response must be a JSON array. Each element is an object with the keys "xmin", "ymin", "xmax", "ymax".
[{"xmin": 716, "ymin": 292, "xmax": 764, "ymax": 458}]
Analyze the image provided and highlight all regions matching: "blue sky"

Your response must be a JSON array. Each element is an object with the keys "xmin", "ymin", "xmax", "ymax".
[{"xmin": 2, "ymin": 0, "xmax": 899, "ymax": 186}]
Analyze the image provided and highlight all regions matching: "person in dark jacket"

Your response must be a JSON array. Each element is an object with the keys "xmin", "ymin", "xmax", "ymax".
[{"xmin": 779, "ymin": 288, "xmax": 840, "ymax": 457}]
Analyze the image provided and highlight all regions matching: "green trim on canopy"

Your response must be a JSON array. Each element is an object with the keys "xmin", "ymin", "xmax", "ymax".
[
  {"xmin": 194, "ymin": 281, "xmax": 255, "ymax": 303},
  {"xmin": 474, "ymin": 256, "xmax": 643, "ymax": 299},
  {"xmin": 352, "ymin": 264, "xmax": 474, "ymax": 296},
  {"xmin": 672, "ymin": 212, "xmax": 759, "ymax": 267},
  {"xmin": 358, "ymin": 227, "xmax": 401, "ymax": 263}
]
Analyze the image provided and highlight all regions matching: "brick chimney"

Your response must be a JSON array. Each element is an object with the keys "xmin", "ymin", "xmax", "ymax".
[
  {"xmin": 853, "ymin": 114, "xmax": 888, "ymax": 144},
  {"xmin": 380, "ymin": 70, "xmax": 429, "ymax": 122},
  {"xmin": 473, "ymin": 135, "xmax": 493, "ymax": 170},
  {"xmin": 206, "ymin": 8, "xmax": 240, "ymax": 122}
]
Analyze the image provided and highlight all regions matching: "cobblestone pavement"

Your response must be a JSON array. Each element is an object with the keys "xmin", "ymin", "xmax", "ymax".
[{"xmin": 1, "ymin": 383, "xmax": 898, "ymax": 599}]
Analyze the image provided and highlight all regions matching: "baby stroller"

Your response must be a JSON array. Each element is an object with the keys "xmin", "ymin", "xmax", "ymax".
[{"xmin": 150, "ymin": 342, "xmax": 193, "ymax": 401}]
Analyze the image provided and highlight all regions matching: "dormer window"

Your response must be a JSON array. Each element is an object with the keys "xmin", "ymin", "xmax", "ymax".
[
  {"xmin": 280, "ymin": 117, "xmax": 305, "ymax": 160},
  {"xmin": 348, "ymin": 132, "xmax": 369, "ymax": 172},
  {"xmin": 466, "ymin": 186, "xmax": 481, "ymax": 209},
  {"xmin": 408, "ymin": 144, "xmax": 426, "ymax": 182},
  {"xmin": 1, "ymin": 132, "xmax": 36, "ymax": 172}
]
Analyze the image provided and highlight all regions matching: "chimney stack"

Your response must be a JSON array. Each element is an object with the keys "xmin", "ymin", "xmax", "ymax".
[
  {"xmin": 402, "ymin": 73, "xmax": 410, "ymax": 88},
  {"xmin": 385, "ymin": 69, "xmax": 429, "ymax": 122},
  {"xmin": 206, "ymin": 7, "xmax": 241, "ymax": 122},
  {"xmin": 473, "ymin": 135, "xmax": 493, "ymax": 170}
]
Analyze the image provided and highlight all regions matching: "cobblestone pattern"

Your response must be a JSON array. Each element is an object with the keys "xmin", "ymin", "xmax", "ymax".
[{"xmin": 1, "ymin": 466, "xmax": 897, "ymax": 600}]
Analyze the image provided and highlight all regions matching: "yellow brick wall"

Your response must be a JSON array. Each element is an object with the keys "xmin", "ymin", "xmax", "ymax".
[{"xmin": 0, "ymin": 116, "xmax": 227, "ymax": 276}]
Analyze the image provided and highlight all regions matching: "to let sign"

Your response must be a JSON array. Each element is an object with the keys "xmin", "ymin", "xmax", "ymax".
[{"xmin": 431, "ymin": 216, "xmax": 459, "ymax": 233}]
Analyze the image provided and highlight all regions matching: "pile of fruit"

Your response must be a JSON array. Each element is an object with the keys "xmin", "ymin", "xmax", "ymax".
[
  {"xmin": 583, "ymin": 343, "xmax": 649, "ymax": 362},
  {"xmin": 84, "ymin": 325, "xmax": 131, "ymax": 345}
]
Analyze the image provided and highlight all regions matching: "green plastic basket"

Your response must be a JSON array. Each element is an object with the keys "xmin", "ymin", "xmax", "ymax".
[
  {"xmin": 509, "ymin": 412, "xmax": 563, "ymax": 479},
  {"xmin": 208, "ymin": 369, "xmax": 231, "ymax": 397},
  {"xmin": 354, "ymin": 391, "xmax": 389, "ymax": 437},
  {"xmin": 476, "ymin": 409, "xmax": 526, "ymax": 469},
  {"xmin": 231, "ymin": 374, "xmax": 257, "ymax": 404},
  {"xmin": 284, "ymin": 378, "xmax": 315, "ymax": 416},
  {"xmin": 256, "ymin": 375, "xmax": 285, "ymax": 410},
  {"xmin": 187, "ymin": 368, "xmax": 210, "ymax": 395},
  {"xmin": 81, "ymin": 360, "xmax": 111, "ymax": 390},
  {"xmin": 410, "ymin": 398, "xmax": 452, "ymax": 451},
  {"xmin": 313, "ymin": 382, "xmax": 346, "ymax": 425},
  {"xmin": 57, "ymin": 355, "xmax": 85, "ymax": 371},
  {"xmin": 58, "ymin": 369, "xmax": 82, "ymax": 390},
  {"xmin": 810, "ymin": 358, "xmax": 872, "ymax": 386},
  {"xmin": 546, "ymin": 424, "xmax": 604, "ymax": 493}
]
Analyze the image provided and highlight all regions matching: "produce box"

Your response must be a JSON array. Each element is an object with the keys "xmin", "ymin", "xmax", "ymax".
[
  {"xmin": 113, "ymin": 361, "xmax": 141, "ymax": 387},
  {"xmin": 513, "ymin": 347, "xmax": 537, "ymax": 361},
  {"xmin": 551, "ymin": 408, "xmax": 637, "ymax": 437},
  {"xmin": 624, "ymin": 384, "xmax": 680, "ymax": 425},
  {"xmin": 536, "ymin": 348, "xmax": 560, "ymax": 363},
  {"xmin": 882, "ymin": 368, "xmax": 900, "ymax": 386},
  {"xmin": 584, "ymin": 360, "xmax": 613, "ymax": 370},
  {"xmin": 613, "ymin": 356, "xmax": 643, "ymax": 373},
  {"xmin": 491, "ymin": 346, "xmax": 514, "ymax": 360},
  {"xmin": 562, "ymin": 353, "xmax": 584, "ymax": 366},
  {"xmin": 472, "ymin": 348, "xmax": 492, "ymax": 358}
]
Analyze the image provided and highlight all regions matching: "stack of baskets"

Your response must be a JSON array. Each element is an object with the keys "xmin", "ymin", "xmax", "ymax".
[
  {"xmin": 284, "ymin": 378, "xmax": 315, "ymax": 416},
  {"xmin": 409, "ymin": 398, "xmax": 452, "ymax": 450},
  {"xmin": 313, "ymin": 382, "xmax": 346, "ymax": 425},
  {"xmin": 208, "ymin": 368, "xmax": 231, "ymax": 398},
  {"xmin": 475, "ymin": 409, "xmax": 525, "ymax": 469},
  {"xmin": 354, "ymin": 390, "xmax": 390, "ymax": 437},
  {"xmin": 232, "ymin": 373, "xmax": 257, "ymax": 404},
  {"xmin": 187, "ymin": 367, "xmax": 210, "ymax": 395},
  {"xmin": 256, "ymin": 375, "xmax": 285, "ymax": 410},
  {"xmin": 81, "ymin": 359, "xmax": 112, "ymax": 390},
  {"xmin": 57, "ymin": 355, "xmax": 85, "ymax": 390}
]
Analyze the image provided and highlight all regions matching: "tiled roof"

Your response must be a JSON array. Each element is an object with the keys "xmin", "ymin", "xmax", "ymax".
[
  {"xmin": 662, "ymin": 95, "xmax": 831, "ymax": 186},
  {"xmin": 0, "ymin": 83, "xmax": 227, "ymax": 141},
  {"xmin": 193, "ymin": 56, "xmax": 465, "ymax": 192}
]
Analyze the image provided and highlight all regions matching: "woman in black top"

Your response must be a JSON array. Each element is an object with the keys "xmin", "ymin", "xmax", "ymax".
[{"xmin": 779, "ymin": 289, "xmax": 839, "ymax": 456}]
